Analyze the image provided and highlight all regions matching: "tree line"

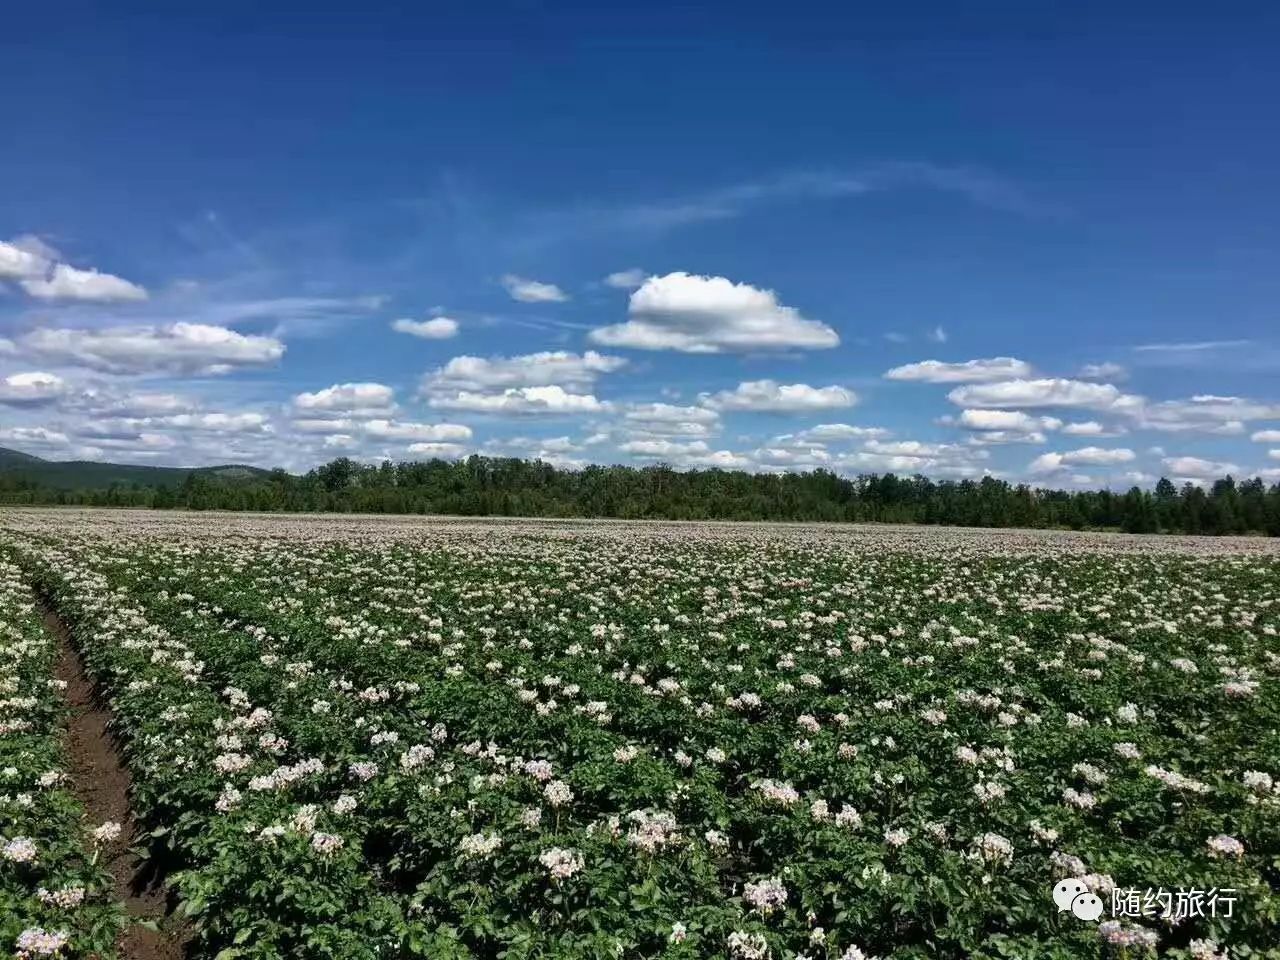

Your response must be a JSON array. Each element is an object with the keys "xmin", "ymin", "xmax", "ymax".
[{"xmin": 2, "ymin": 455, "xmax": 1278, "ymax": 535}]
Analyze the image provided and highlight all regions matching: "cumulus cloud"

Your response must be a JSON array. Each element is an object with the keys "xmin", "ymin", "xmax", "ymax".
[
  {"xmin": 1060, "ymin": 421, "xmax": 1111, "ymax": 436},
  {"xmin": 604, "ymin": 268, "xmax": 646, "ymax": 289},
  {"xmin": 21, "ymin": 263, "xmax": 148, "ymax": 303},
  {"xmin": 1029, "ymin": 446, "xmax": 1137, "ymax": 474},
  {"xmin": 948, "ymin": 378, "xmax": 1141, "ymax": 412},
  {"xmin": 955, "ymin": 409, "xmax": 1061, "ymax": 432},
  {"xmin": 361, "ymin": 419, "xmax": 472, "ymax": 442},
  {"xmin": 502, "ymin": 274, "xmax": 569, "ymax": 303},
  {"xmin": 1161, "ymin": 456, "xmax": 1242, "ymax": 479},
  {"xmin": 1137, "ymin": 396, "xmax": 1280, "ymax": 434},
  {"xmin": 14, "ymin": 323, "xmax": 283, "ymax": 375},
  {"xmin": 1252, "ymin": 429, "xmax": 1280, "ymax": 443},
  {"xmin": 0, "ymin": 239, "xmax": 49, "ymax": 280},
  {"xmin": 406, "ymin": 442, "xmax": 468, "ymax": 459},
  {"xmin": 423, "ymin": 350, "xmax": 625, "ymax": 393},
  {"xmin": 864, "ymin": 439, "xmax": 973, "ymax": 458},
  {"xmin": 391, "ymin": 317, "xmax": 459, "ymax": 339},
  {"xmin": 428, "ymin": 385, "xmax": 610, "ymax": 415},
  {"xmin": 791, "ymin": 423, "xmax": 891, "ymax": 443},
  {"xmin": 701, "ymin": 379, "xmax": 856, "ymax": 412},
  {"xmin": 589, "ymin": 272, "xmax": 839, "ymax": 353},
  {"xmin": 0, "ymin": 371, "xmax": 69, "ymax": 407},
  {"xmin": 0, "ymin": 237, "xmax": 147, "ymax": 303},
  {"xmin": 622, "ymin": 403, "xmax": 721, "ymax": 439},
  {"xmin": 292, "ymin": 383, "xmax": 397, "ymax": 416},
  {"xmin": 966, "ymin": 430, "xmax": 1048, "ymax": 446},
  {"xmin": 0, "ymin": 426, "xmax": 70, "ymax": 448},
  {"xmin": 74, "ymin": 390, "xmax": 194, "ymax": 418},
  {"xmin": 886, "ymin": 357, "xmax": 1033, "ymax": 383},
  {"xmin": 157, "ymin": 412, "xmax": 271, "ymax": 433}
]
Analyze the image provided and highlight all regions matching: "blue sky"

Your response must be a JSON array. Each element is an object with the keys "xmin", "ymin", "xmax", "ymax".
[{"xmin": 2, "ymin": 2, "xmax": 1279, "ymax": 486}]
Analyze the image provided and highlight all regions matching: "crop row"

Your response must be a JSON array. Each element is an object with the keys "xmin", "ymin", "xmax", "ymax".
[{"xmin": 0, "ymin": 550, "xmax": 122, "ymax": 958}]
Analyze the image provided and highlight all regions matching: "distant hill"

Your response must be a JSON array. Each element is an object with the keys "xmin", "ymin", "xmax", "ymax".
[{"xmin": 0, "ymin": 447, "xmax": 271, "ymax": 490}]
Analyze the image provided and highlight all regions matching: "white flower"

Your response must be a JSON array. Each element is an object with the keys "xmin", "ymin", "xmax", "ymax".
[
  {"xmin": 727, "ymin": 931, "xmax": 770, "ymax": 960},
  {"xmin": 544, "ymin": 779, "xmax": 573, "ymax": 807},
  {"xmin": 538, "ymin": 846, "xmax": 584, "ymax": 880},
  {"xmin": 14, "ymin": 927, "xmax": 70, "ymax": 957},
  {"xmin": 91, "ymin": 821, "xmax": 123, "ymax": 844},
  {"xmin": 311, "ymin": 832, "xmax": 345, "ymax": 856},
  {"xmin": 2, "ymin": 836, "xmax": 38, "ymax": 863},
  {"xmin": 884, "ymin": 827, "xmax": 910, "ymax": 848},
  {"xmin": 1206, "ymin": 834, "xmax": 1244, "ymax": 858},
  {"xmin": 458, "ymin": 832, "xmax": 503, "ymax": 859},
  {"xmin": 743, "ymin": 876, "xmax": 788, "ymax": 915}
]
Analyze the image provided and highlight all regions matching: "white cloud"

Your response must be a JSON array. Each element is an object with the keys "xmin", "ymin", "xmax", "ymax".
[
  {"xmin": 502, "ymin": 274, "xmax": 569, "ymax": 303},
  {"xmin": 1268, "ymin": 449, "xmax": 1280, "ymax": 461},
  {"xmin": 1061, "ymin": 421, "xmax": 1106, "ymax": 436},
  {"xmin": 292, "ymin": 383, "xmax": 397, "ymax": 416},
  {"xmin": 791, "ymin": 423, "xmax": 891, "ymax": 443},
  {"xmin": 76, "ymin": 390, "xmax": 193, "ymax": 418},
  {"xmin": 428, "ymin": 385, "xmax": 610, "ymax": 415},
  {"xmin": 956, "ymin": 409, "xmax": 1060, "ymax": 431},
  {"xmin": 701, "ymin": 379, "xmax": 856, "ymax": 412},
  {"xmin": 15, "ymin": 323, "xmax": 283, "ymax": 375},
  {"xmin": 0, "ymin": 371, "xmax": 68, "ymax": 406},
  {"xmin": 423, "ymin": 350, "xmax": 625, "ymax": 392},
  {"xmin": 290, "ymin": 417, "xmax": 471, "ymax": 444},
  {"xmin": 361, "ymin": 420, "xmax": 472, "ymax": 442},
  {"xmin": 624, "ymin": 402, "xmax": 719, "ymax": 425},
  {"xmin": 1029, "ymin": 446, "xmax": 1136, "ymax": 474},
  {"xmin": 1137, "ymin": 396, "xmax": 1280, "ymax": 434},
  {"xmin": 927, "ymin": 325, "xmax": 948, "ymax": 343},
  {"xmin": 1, "ymin": 236, "xmax": 147, "ymax": 303},
  {"xmin": 1252, "ymin": 430, "xmax": 1280, "ymax": 443},
  {"xmin": 622, "ymin": 403, "xmax": 721, "ymax": 439},
  {"xmin": 948, "ymin": 378, "xmax": 1141, "ymax": 412},
  {"xmin": 391, "ymin": 317, "xmax": 459, "ymax": 339},
  {"xmin": 589, "ymin": 272, "xmax": 839, "ymax": 353},
  {"xmin": 159, "ymin": 412, "xmax": 271, "ymax": 434},
  {"xmin": 604, "ymin": 268, "xmax": 646, "ymax": 289},
  {"xmin": 864, "ymin": 439, "xmax": 973, "ymax": 458},
  {"xmin": 1162, "ymin": 456, "xmax": 1241, "ymax": 479},
  {"xmin": 1078, "ymin": 362, "xmax": 1127, "ymax": 381},
  {"xmin": 0, "ymin": 426, "xmax": 71, "ymax": 448},
  {"xmin": 967, "ymin": 430, "xmax": 1048, "ymax": 445},
  {"xmin": 0, "ymin": 239, "xmax": 49, "ymax": 280},
  {"xmin": 406, "ymin": 442, "xmax": 468, "ymax": 459},
  {"xmin": 20, "ymin": 263, "xmax": 148, "ymax": 303},
  {"xmin": 885, "ymin": 357, "xmax": 1033, "ymax": 383}
]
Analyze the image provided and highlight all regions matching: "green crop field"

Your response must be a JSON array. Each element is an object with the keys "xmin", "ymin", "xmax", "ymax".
[{"xmin": 3, "ymin": 511, "xmax": 1278, "ymax": 959}]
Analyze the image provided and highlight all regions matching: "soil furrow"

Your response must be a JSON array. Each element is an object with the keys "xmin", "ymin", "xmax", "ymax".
[{"xmin": 43, "ymin": 602, "xmax": 187, "ymax": 960}]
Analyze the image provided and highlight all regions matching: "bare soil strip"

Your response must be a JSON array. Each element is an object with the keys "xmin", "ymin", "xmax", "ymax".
[{"xmin": 44, "ymin": 602, "xmax": 187, "ymax": 960}]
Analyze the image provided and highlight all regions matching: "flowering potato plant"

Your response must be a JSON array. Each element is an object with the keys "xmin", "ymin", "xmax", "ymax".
[
  {"xmin": 2, "ymin": 514, "xmax": 1278, "ymax": 959},
  {"xmin": 0, "ymin": 553, "xmax": 123, "ymax": 959}
]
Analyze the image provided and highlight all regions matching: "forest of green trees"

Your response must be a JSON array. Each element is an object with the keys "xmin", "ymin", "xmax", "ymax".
[{"xmin": 2, "ymin": 454, "xmax": 1279, "ymax": 535}]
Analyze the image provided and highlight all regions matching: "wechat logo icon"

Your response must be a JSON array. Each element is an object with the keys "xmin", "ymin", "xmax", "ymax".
[{"xmin": 1053, "ymin": 878, "xmax": 1105, "ymax": 922}]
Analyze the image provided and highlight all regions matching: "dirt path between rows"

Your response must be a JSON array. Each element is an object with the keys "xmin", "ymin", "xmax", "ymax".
[{"xmin": 44, "ymin": 603, "xmax": 188, "ymax": 960}]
